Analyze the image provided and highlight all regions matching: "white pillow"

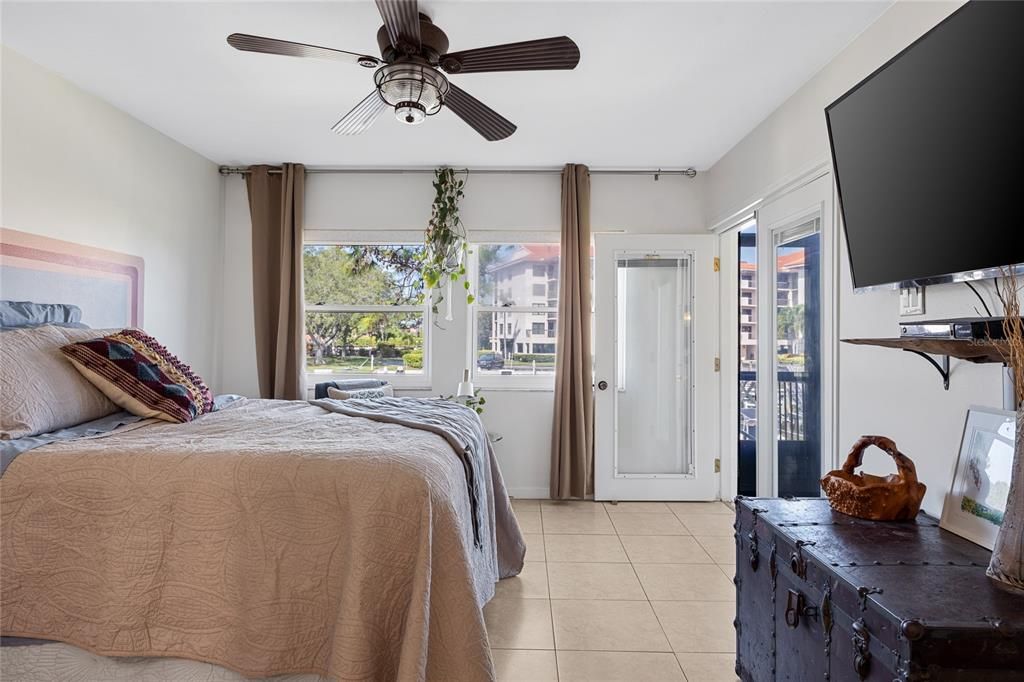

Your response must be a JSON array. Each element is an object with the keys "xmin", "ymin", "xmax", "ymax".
[
  {"xmin": 326, "ymin": 385, "xmax": 394, "ymax": 400},
  {"xmin": 0, "ymin": 325, "xmax": 118, "ymax": 439}
]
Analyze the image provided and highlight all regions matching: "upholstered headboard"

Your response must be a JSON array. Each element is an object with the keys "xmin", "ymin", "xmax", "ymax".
[{"xmin": 0, "ymin": 228, "xmax": 144, "ymax": 329}]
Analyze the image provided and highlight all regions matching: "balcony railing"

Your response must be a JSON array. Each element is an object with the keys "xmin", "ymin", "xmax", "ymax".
[
  {"xmin": 739, "ymin": 370, "xmax": 807, "ymax": 440},
  {"xmin": 738, "ymin": 369, "xmax": 818, "ymax": 497}
]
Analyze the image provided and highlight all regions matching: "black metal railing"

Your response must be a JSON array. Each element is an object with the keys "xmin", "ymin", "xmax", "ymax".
[
  {"xmin": 777, "ymin": 371, "xmax": 807, "ymax": 441},
  {"xmin": 738, "ymin": 370, "xmax": 818, "ymax": 497},
  {"xmin": 739, "ymin": 370, "xmax": 808, "ymax": 441}
]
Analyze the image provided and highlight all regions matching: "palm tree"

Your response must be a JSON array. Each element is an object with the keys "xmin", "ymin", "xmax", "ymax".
[{"xmin": 777, "ymin": 304, "xmax": 805, "ymax": 357}]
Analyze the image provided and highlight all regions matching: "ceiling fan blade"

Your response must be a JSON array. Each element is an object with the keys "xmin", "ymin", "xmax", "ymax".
[
  {"xmin": 375, "ymin": 0, "xmax": 421, "ymax": 53},
  {"xmin": 227, "ymin": 33, "xmax": 380, "ymax": 67},
  {"xmin": 331, "ymin": 92, "xmax": 390, "ymax": 135},
  {"xmin": 440, "ymin": 36, "xmax": 579, "ymax": 74},
  {"xmin": 445, "ymin": 84, "xmax": 516, "ymax": 141}
]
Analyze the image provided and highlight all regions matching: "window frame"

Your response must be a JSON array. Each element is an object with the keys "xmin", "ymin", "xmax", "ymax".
[
  {"xmin": 303, "ymin": 231, "xmax": 432, "ymax": 390},
  {"xmin": 468, "ymin": 232, "xmax": 561, "ymax": 391}
]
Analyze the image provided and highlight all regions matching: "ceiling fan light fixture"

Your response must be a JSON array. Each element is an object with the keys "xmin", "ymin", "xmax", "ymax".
[
  {"xmin": 395, "ymin": 101, "xmax": 427, "ymax": 125},
  {"xmin": 374, "ymin": 63, "xmax": 449, "ymax": 123}
]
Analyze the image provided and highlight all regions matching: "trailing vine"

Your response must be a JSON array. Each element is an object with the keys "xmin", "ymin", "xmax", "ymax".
[
  {"xmin": 439, "ymin": 388, "xmax": 486, "ymax": 415},
  {"xmin": 422, "ymin": 167, "xmax": 473, "ymax": 320}
]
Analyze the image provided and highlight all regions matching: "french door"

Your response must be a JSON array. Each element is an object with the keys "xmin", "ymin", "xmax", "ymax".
[
  {"xmin": 755, "ymin": 174, "xmax": 835, "ymax": 497},
  {"xmin": 594, "ymin": 234, "xmax": 719, "ymax": 501}
]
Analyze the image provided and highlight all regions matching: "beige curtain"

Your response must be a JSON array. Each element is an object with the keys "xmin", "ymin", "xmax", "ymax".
[
  {"xmin": 550, "ymin": 164, "xmax": 594, "ymax": 499},
  {"xmin": 245, "ymin": 164, "xmax": 306, "ymax": 400}
]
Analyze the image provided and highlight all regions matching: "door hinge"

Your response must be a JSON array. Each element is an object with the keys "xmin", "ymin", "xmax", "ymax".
[
  {"xmin": 713, "ymin": 256, "xmax": 720, "ymax": 272},
  {"xmin": 713, "ymin": 357, "xmax": 720, "ymax": 372},
  {"xmin": 714, "ymin": 458, "xmax": 721, "ymax": 473}
]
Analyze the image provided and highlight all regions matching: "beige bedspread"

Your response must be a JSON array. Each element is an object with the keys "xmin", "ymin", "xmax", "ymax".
[{"xmin": 1, "ymin": 398, "xmax": 525, "ymax": 681}]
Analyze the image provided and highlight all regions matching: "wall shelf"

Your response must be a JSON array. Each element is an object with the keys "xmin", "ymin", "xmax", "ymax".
[{"xmin": 842, "ymin": 337, "xmax": 1007, "ymax": 391}]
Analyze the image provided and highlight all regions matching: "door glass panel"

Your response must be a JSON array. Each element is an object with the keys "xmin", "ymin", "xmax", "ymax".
[
  {"xmin": 774, "ymin": 220, "xmax": 821, "ymax": 496},
  {"xmin": 738, "ymin": 221, "xmax": 758, "ymax": 496},
  {"xmin": 614, "ymin": 255, "xmax": 692, "ymax": 476}
]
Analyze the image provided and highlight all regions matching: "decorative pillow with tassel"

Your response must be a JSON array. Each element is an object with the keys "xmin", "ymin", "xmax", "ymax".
[{"xmin": 61, "ymin": 329, "xmax": 213, "ymax": 423}]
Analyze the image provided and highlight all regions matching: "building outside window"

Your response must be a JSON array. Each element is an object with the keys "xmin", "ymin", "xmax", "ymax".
[
  {"xmin": 303, "ymin": 244, "xmax": 428, "ymax": 385},
  {"xmin": 776, "ymin": 250, "xmax": 806, "ymax": 359},
  {"xmin": 472, "ymin": 243, "xmax": 560, "ymax": 386},
  {"xmin": 739, "ymin": 262, "xmax": 757, "ymax": 371}
]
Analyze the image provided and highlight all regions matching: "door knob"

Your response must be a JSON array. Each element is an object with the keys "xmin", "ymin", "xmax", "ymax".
[{"xmin": 597, "ymin": 380, "xmax": 608, "ymax": 391}]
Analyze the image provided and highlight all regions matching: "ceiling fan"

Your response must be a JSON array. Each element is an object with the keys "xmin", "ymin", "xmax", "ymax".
[{"xmin": 227, "ymin": 0, "xmax": 580, "ymax": 141}]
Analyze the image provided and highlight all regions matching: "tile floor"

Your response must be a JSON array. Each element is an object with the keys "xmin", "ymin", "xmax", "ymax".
[{"xmin": 486, "ymin": 499, "xmax": 739, "ymax": 682}]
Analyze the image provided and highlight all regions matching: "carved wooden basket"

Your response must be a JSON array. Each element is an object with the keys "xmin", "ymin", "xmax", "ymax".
[{"xmin": 820, "ymin": 435, "xmax": 926, "ymax": 521}]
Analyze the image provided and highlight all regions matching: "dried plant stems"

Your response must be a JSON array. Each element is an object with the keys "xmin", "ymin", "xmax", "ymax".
[
  {"xmin": 990, "ymin": 267, "xmax": 1024, "ymax": 592},
  {"xmin": 995, "ymin": 268, "xmax": 1024, "ymax": 404}
]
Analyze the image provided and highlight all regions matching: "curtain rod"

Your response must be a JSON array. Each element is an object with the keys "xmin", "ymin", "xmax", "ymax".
[{"xmin": 218, "ymin": 166, "xmax": 698, "ymax": 179}]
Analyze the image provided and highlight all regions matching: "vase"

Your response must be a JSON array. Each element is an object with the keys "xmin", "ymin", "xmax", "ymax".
[{"xmin": 987, "ymin": 408, "xmax": 1024, "ymax": 592}]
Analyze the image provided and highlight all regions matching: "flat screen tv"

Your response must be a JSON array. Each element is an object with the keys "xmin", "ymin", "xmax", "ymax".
[{"xmin": 826, "ymin": 1, "xmax": 1024, "ymax": 291}]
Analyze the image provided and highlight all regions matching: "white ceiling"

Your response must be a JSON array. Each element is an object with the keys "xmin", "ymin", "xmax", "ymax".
[{"xmin": 2, "ymin": 1, "xmax": 890, "ymax": 169}]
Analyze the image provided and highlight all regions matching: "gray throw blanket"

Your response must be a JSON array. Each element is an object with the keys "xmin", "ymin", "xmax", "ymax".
[{"xmin": 311, "ymin": 396, "xmax": 488, "ymax": 547}]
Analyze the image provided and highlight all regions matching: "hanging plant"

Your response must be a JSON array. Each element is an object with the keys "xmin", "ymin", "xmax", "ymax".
[{"xmin": 422, "ymin": 167, "xmax": 473, "ymax": 321}]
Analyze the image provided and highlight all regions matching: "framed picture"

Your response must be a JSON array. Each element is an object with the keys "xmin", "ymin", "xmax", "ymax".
[{"xmin": 940, "ymin": 406, "xmax": 1016, "ymax": 549}]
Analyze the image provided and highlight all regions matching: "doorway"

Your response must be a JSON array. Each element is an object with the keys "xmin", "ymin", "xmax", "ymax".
[
  {"xmin": 593, "ymin": 234, "xmax": 719, "ymax": 501},
  {"xmin": 755, "ymin": 174, "xmax": 834, "ymax": 497}
]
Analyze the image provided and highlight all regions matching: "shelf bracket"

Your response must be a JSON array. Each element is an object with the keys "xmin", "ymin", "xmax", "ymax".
[{"xmin": 902, "ymin": 349, "xmax": 950, "ymax": 390}]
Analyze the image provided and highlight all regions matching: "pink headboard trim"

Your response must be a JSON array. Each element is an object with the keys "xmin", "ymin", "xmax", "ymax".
[{"xmin": 0, "ymin": 228, "xmax": 144, "ymax": 327}]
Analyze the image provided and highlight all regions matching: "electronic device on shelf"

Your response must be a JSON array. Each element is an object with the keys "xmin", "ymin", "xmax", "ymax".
[{"xmin": 899, "ymin": 317, "xmax": 1012, "ymax": 341}]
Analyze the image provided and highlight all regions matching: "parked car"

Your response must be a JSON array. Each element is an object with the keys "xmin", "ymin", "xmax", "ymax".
[{"xmin": 477, "ymin": 352, "xmax": 505, "ymax": 370}]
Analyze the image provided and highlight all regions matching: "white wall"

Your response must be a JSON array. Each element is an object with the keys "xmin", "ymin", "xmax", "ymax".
[
  {"xmin": 704, "ymin": 0, "xmax": 1009, "ymax": 517},
  {"xmin": 221, "ymin": 170, "xmax": 706, "ymax": 497},
  {"xmin": 705, "ymin": 1, "xmax": 965, "ymax": 227},
  {"xmin": 1, "ymin": 47, "xmax": 224, "ymax": 388}
]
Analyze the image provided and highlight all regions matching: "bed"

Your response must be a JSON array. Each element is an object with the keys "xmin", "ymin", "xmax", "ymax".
[
  {"xmin": 2, "ymin": 397, "xmax": 525, "ymax": 681},
  {"xmin": 0, "ymin": 239, "xmax": 525, "ymax": 681}
]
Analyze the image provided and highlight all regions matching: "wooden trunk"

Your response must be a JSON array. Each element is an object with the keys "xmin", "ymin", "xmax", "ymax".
[{"xmin": 735, "ymin": 497, "xmax": 1024, "ymax": 682}]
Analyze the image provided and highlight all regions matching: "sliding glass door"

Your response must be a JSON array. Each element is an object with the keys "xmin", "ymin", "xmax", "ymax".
[
  {"xmin": 773, "ymin": 221, "xmax": 822, "ymax": 496},
  {"xmin": 755, "ymin": 174, "xmax": 834, "ymax": 497}
]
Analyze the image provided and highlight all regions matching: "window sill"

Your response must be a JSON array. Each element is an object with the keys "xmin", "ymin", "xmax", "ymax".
[
  {"xmin": 304, "ymin": 374, "xmax": 433, "ymax": 393},
  {"xmin": 473, "ymin": 384, "xmax": 556, "ymax": 393}
]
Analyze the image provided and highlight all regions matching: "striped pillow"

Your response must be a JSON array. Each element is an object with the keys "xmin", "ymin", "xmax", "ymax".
[{"xmin": 61, "ymin": 329, "xmax": 213, "ymax": 423}]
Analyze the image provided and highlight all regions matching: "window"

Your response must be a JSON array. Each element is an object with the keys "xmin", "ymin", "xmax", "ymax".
[
  {"xmin": 471, "ymin": 242, "xmax": 560, "ymax": 387},
  {"xmin": 303, "ymin": 244, "xmax": 428, "ymax": 384}
]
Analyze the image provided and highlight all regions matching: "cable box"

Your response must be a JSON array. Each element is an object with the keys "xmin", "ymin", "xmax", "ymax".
[{"xmin": 899, "ymin": 317, "xmax": 1009, "ymax": 340}]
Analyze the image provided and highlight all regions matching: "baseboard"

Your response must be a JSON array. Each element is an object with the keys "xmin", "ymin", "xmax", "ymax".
[{"xmin": 506, "ymin": 486, "xmax": 550, "ymax": 500}]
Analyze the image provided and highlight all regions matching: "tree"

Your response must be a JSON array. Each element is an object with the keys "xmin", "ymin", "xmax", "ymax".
[
  {"xmin": 304, "ymin": 247, "xmax": 387, "ymax": 364},
  {"xmin": 776, "ymin": 304, "xmax": 805, "ymax": 355},
  {"xmin": 348, "ymin": 245, "xmax": 424, "ymax": 305},
  {"xmin": 302, "ymin": 246, "xmax": 425, "ymax": 365}
]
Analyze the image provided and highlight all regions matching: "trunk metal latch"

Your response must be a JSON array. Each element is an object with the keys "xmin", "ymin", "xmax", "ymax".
[
  {"xmin": 747, "ymin": 507, "xmax": 768, "ymax": 571},
  {"xmin": 852, "ymin": 618, "xmax": 872, "ymax": 680},
  {"xmin": 784, "ymin": 589, "xmax": 819, "ymax": 629},
  {"xmin": 790, "ymin": 539, "xmax": 816, "ymax": 579},
  {"xmin": 857, "ymin": 585, "xmax": 884, "ymax": 611}
]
